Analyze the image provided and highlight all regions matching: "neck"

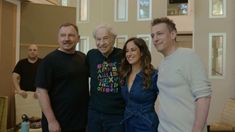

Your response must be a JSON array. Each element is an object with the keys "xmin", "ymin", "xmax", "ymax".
[
  {"xmin": 103, "ymin": 48, "xmax": 114, "ymax": 58},
  {"xmin": 163, "ymin": 42, "xmax": 178, "ymax": 57},
  {"xmin": 131, "ymin": 63, "xmax": 142, "ymax": 74},
  {"xmin": 58, "ymin": 48, "xmax": 75, "ymax": 54},
  {"xmin": 28, "ymin": 57, "xmax": 38, "ymax": 63}
]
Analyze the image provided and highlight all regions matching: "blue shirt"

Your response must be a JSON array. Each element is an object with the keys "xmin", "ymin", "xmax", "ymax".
[{"xmin": 121, "ymin": 70, "xmax": 159, "ymax": 132}]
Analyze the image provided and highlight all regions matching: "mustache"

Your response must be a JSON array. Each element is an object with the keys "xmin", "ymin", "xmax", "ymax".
[{"xmin": 63, "ymin": 40, "xmax": 72, "ymax": 43}]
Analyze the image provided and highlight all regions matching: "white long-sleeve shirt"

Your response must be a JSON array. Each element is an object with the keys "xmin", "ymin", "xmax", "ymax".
[{"xmin": 157, "ymin": 48, "xmax": 212, "ymax": 132}]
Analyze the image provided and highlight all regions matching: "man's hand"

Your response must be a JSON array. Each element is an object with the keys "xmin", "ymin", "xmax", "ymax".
[
  {"xmin": 48, "ymin": 119, "xmax": 61, "ymax": 132},
  {"xmin": 17, "ymin": 90, "xmax": 28, "ymax": 98},
  {"xmin": 33, "ymin": 92, "xmax": 38, "ymax": 99}
]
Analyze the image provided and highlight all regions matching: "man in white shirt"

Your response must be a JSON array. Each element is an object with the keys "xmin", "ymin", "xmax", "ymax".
[{"xmin": 151, "ymin": 17, "xmax": 212, "ymax": 132}]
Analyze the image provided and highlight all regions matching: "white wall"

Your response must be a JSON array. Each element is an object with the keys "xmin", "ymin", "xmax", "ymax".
[{"xmin": 194, "ymin": 0, "xmax": 235, "ymax": 123}]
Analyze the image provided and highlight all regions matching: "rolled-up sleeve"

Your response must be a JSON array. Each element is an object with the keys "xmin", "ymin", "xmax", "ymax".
[{"xmin": 186, "ymin": 52, "xmax": 212, "ymax": 100}]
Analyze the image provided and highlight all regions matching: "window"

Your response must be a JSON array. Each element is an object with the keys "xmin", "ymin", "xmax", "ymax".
[
  {"xmin": 60, "ymin": 0, "xmax": 76, "ymax": 7},
  {"xmin": 76, "ymin": 36, "xmax": 89, "ymax": 53},
  {"xmin": 77, "ymin": 0, "xmax": 89, "ymax": 22},
  {"xmin": 61, "ymin": 0, "xmax": 68, "ymax": 6},
  {"xmin": 209, "ymin": 0, "xmax": 226, "ymax": 18},
  {"xmin": 209, "ymin": 33, "xmax": 226, "ymax": 79},
  {"xmin": 167, "ymin": 2, "xmax": 189, "ymax": 16},
  {"xmin": 137, "ymin": 0, "xmax": 152, "ymax": 21},
  {"xmin": 115, "ymin": 0, "xmax": 128, "ymax": 22}
]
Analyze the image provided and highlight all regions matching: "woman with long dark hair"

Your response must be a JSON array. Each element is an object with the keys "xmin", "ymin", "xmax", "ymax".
[{"xmin": 119, "ymin": 37, "xmax": 159, "ymax": 132}]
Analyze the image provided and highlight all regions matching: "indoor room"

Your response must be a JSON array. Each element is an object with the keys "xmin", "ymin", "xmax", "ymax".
[{"xmin": 0, "ymin": 0, "xmax": 234, "ymax": 131}]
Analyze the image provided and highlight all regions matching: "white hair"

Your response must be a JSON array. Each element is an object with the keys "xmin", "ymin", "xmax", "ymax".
[{"xmin": 93, "ymin": 24, "xmax": 117, "ymax": 39}]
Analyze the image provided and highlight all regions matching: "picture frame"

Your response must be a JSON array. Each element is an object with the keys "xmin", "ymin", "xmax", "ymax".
[
  {"xmin": 77, "ymin": 0, "xmax": 89, "ymax": 22},
  {"xmin": 209, "ymin": 0, "xmax": 226, "ymax": 18},
  {"xmin": 114, "ymin": 0, "xmax": 128, "ymax": 22},
  {"xmin": 137, "ymin": 0, "xmax": 152, "ymax": 21},
  {"xmin": 208, "ymin": 33, "xmax": 226, "ymax": 79},
  {"xmin": 115, "ymin": 35, "xmax": 128, "ymax": 49}
]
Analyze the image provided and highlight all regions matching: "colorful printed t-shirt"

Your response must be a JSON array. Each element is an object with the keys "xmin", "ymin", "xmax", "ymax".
[{"xmin": 87, "ymin": 48, "xmax": 125, "ymax": 114}]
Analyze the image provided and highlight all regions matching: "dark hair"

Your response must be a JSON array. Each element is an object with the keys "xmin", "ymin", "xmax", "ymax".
[
  {"xmin": 119, "ymin": 37, "xmax": 155, "ymax": 89},
  {"xmin": 59, "ymin": 23, "xmax": 79, "ymax": 34},
  {"xmin": 151, "ymin": 17, "xmax": 177, "ymax": 33}
]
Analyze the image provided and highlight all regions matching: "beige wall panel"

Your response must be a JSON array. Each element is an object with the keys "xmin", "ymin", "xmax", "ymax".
[
  {"xmin": 20, "ymin": 3, "xmax": 76, "ymax": 43},
  {"xmin": 20, "ymin": 2, "xmax": 76, "ymax": 59},
  {"xmin": 194, "ymin": 0, "xmax": 235, "ymax": 123},
  {"xmin": 20, "ymin": 44, "xmax": 58, "ymax": 59},
  {"xmin": 0, "ymin": 0, "xmax": 17, "ymax": 129}
]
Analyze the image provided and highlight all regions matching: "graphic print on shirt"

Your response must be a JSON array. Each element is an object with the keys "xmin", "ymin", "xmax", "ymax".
[{"xmin": 97, "ymin": 61, "xmax": 120, "ymax": 93}]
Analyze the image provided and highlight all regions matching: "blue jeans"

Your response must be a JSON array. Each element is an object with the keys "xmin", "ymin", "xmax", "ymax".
[{"xmin": 88, "ymin": 109, "xmax": 124, "ymax": 132}]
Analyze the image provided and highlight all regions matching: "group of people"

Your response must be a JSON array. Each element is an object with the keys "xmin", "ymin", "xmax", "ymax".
[{"xmin": 13, "ymin": 17, "xmax": 212, "ymax": 132}]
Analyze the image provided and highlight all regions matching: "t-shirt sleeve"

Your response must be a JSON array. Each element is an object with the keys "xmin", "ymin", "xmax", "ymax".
[
  {"xmin": 35, "ymin": 59, "xmax": 53, "ymax": 90},
  {"xmin": 13, "ymin": 61, "xmax": 22, "ymax": 74},
  {"xmin": 186, "ymin": 52, "xmax": 212, "ymax": 100}
]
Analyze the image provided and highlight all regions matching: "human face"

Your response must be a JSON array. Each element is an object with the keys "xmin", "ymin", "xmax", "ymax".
[
  {"xmin": 28, "ymin": 44, "xmax": 38, "ymax": 60},
  {"xmin": 58, "ymin": 25, "xmax": 79, "ymax": 54},
  {"xmin": 95, "ymin": 28, "xmax": 115, "ymax": 57},
  {"xmin": 125, "ymin": 41, "xmax": 142, "ymax": 67},
  {"xmin": 151, "ymin": 23, "xmax": 176, "ymax": 56}
]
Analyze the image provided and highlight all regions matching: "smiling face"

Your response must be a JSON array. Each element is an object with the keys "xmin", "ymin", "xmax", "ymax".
[
  {"xmin": 94, "ymin": 27, "xmax": 115, "ymax": 57},
  {"xmin": 151, "ymin": 23, "xmax": 177, "ymax": 57},
  {"xmin": 58, "ymin": 25, "xmax": 80, "ymax": 54},
  {"xmin": 125, "ymin": 40, "xmax": 142, "ymax": 67}
]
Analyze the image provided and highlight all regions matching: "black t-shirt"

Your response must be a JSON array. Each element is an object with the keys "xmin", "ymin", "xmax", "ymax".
[
  {"xmin": 13, "ymin": 58, "xmax": 42, "ymax": 91},
  {"xmin": 35, "ymin": 49, "xmax": 89, "ymax": 131},
  {"xmin": 86, "ymin": 48, "xmax": 125, "ymax": 114}
]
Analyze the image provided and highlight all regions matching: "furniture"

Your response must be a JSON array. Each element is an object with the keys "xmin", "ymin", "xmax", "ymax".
[
  {"xmin": 15, "ymin": 92, "xmax": 42, "ymax": 132},
  {"xmin": 208, "ymin": 98, "xmax": 235, "ymax": 132},
  {"xmin": 0, "ymin": 96, "xmax": 8, "ymax": 132}
]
